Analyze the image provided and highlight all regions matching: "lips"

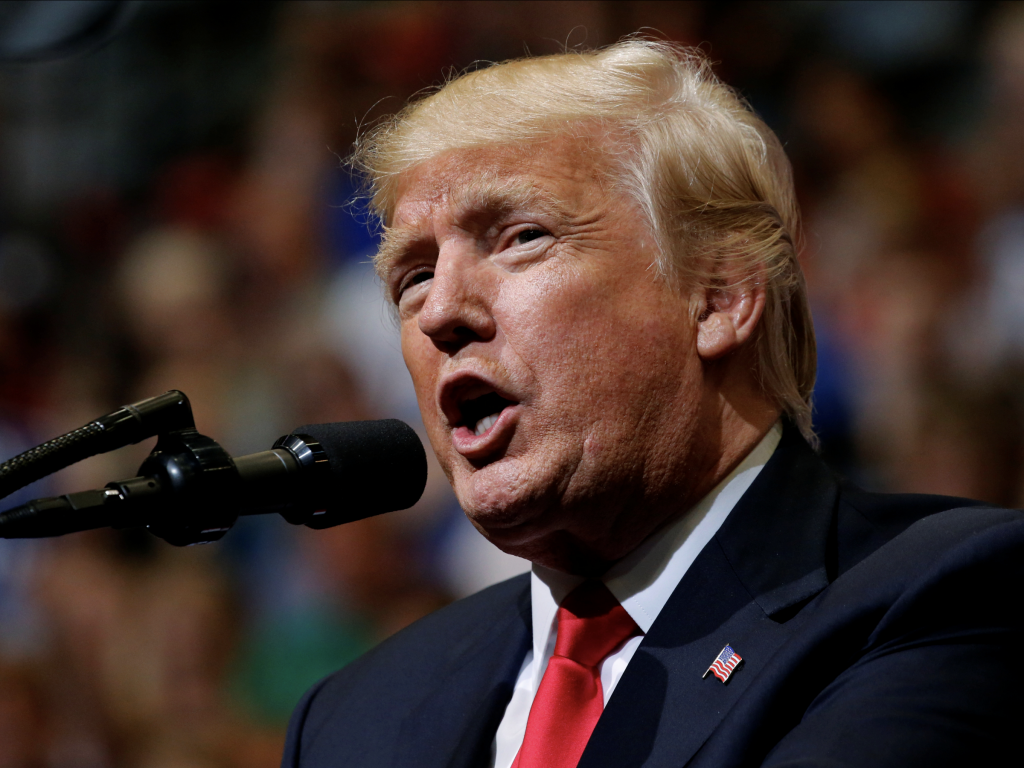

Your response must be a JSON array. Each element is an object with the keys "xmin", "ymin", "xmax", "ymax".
[{"xmin": 439, "ymin": 372, "xmax": 520, "ymax": 456}]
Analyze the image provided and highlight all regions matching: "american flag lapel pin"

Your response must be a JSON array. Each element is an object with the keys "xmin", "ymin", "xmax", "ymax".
[{"xmin": 703, "ymin": 644, "xmax": 743, "ymax": 684}]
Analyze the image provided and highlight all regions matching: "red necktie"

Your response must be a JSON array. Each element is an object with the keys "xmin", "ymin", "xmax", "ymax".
[{"xmin": 512, "ymin": 580, "xmax": 641, "ymax": 768}]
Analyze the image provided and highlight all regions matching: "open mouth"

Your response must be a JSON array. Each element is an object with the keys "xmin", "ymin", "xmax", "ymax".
[
  {"xmin": 458, "ymin": 391, "xmax": 517, "ymax": 436},
  {"xmin": 440, "ymin": 374, "xmax": 520, "ymax": 442}
]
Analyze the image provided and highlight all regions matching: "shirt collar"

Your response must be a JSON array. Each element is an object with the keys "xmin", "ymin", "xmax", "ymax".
[{"xmin": 530, "ymin": 421, "xmax": 782, "ymax": 658}]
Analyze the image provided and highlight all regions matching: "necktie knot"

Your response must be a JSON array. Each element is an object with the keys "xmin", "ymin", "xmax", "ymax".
[{"xmin": 554, "ymin": 580, "xmax": 641, "ymax": 669}]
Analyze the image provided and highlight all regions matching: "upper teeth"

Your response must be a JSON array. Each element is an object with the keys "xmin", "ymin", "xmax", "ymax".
[{"xmin": 474, "ymin": 413, "xmax": 499, "ymax": 436}]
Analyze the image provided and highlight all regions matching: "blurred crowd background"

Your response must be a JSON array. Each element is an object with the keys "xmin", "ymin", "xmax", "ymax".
[{"xmin": 0, "ymin": 2, "xmax": 1021, "ymax": 766}]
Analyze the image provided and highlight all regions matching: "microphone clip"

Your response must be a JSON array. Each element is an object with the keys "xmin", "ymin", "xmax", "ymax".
[{"xmin": 129, "ymin": 428, "xmax": 241, "ymax": 546}]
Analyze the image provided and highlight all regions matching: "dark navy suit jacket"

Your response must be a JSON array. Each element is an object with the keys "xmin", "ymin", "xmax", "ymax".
[{"xmin": 282, "ymin": 426, "xmax": 1024, "ymax": 767}]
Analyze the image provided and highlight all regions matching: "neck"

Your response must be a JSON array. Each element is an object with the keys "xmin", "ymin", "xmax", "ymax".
[{"xmin": 525, "ymin": 394, "xmax": 780, "ymax": 576}]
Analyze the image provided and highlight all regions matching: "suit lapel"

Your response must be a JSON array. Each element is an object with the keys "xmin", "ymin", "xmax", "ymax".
[
  {"xmin": 394, "ymin": 580, "xmax": 532, "ymax": 768},
  {"xmin": 714, "ymin": 426, "xmax": 836, "ymax": 617},
  {"xmin": 579, "ymin": 426, "xmax": 838, "ymax": 768}
]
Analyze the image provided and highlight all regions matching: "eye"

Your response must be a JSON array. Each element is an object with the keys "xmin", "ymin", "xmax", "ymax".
[
  {"xmin": 514, "ymin": 228, "xmax": 548, "ymax": 245},
  {"xmin": 397, "ymin": 269, "xmax": 433, "ymax": 300}
]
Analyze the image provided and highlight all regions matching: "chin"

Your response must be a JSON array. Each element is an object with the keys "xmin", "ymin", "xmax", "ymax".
[{"xmin": 455, "ymin": 460, "xmax": 558, "ymax": 540}]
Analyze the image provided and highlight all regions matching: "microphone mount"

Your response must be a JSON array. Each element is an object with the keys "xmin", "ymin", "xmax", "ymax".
[{"xmin": 0, "ymin": 391, "xmax": 424, "ymax": 546}]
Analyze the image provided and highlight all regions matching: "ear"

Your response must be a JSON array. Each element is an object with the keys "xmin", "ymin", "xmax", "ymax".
[{"xmin": 696, "ymin": 281, "xmax": 766, "ymax": 361}]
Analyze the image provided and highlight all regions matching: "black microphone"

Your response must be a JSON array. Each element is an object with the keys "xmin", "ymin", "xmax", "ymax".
[{"xmin": 0, "ymin": 419, "xmax": 428, "ymax": 546}]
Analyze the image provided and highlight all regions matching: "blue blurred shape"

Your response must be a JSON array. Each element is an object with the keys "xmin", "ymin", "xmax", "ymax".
[
  {"xmin": 824, "ymin": 0, "xmax": 970, "ymax": 69},
  {"xmin": 0, "ymin": 0, "xmax": 134, "ymax": 62}
]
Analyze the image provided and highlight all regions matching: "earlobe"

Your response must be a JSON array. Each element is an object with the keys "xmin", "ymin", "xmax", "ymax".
[
  {"xmin": 697, "ymin": 313, "xmax": 739, "ymax": 360},
  {"xmin": 695, "ymin": 285, "xmax": 766, "ymax": 361}
]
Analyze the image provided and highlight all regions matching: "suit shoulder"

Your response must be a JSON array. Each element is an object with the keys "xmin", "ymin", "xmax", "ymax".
[
  {"xmin": 282, "ymin": 573, "xmax": 529, "ymax": 767},
  {"xmin": 834, "ymin": 481, "xmax": 992, "ymax": 577},
  {"xmin": 324, "ymin": 572, "xmax": 527, "ymax": 695},
  {"xmin": 886, "ymin": 503, "xmax": 1024, "ymax": 558},
  {"xmin": 284, "ymin": 573, "xmax": 529, "ymax": 751},
  {"xmin": 754, "ymin": 505, "xmax": 1024, "ymax": 768},
  {"xmin": 839, "ymin": 481, "xmax": 985, "ymax": 529},
  {"xmin": 835, "ymin": 504, "xmax": 1024, "ymax": 612}
]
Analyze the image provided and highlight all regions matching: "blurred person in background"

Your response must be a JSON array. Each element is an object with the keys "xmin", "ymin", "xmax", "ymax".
[{"xmin": 0, "ymin": 662, "xmax": 48, "ymax": 768}]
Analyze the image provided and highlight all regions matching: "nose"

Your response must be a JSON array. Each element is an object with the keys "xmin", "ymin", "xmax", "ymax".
[{"xmin": 417, "ymin": 247, "xmax": 496, "ymax": 355}]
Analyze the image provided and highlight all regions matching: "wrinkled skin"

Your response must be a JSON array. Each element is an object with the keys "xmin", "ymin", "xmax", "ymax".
[{"xmin": 380, "ymin": 135, "xmax": 778, "ymax": 575}]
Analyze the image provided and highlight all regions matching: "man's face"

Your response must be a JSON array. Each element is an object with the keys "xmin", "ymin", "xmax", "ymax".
[{"xmin": 382, "ymin": 136, "xmax": 717, "ymax": 572}]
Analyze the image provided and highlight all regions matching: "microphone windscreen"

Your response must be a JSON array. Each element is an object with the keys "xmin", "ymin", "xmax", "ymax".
[{"xmin": 291, "ymin": 419, "xmax": 427, "ymax": 527}]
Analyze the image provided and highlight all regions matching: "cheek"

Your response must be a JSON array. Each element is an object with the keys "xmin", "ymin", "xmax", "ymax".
[
  {"xmin": 401, "ymin": 327, "xmax": 440, "ymax": 417},
  {"xmin": 498, "ymin": 271, "xmax": 695, "ymax": 428},
  {"xmin": 401, "ymin": 331, "xmax": 457, "ymax": 472},
  {"xmin": 502, "ymin": 268, "xmax": 674, "ymax": 371},
  {"xmin": 497, "ymin": 277, "xmax": 596, "ymax": 389}
]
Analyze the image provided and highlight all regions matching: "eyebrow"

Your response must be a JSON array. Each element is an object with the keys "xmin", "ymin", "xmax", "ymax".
[
  {"xmin": 375, "ymin": 228, "xmax": 418, "ymax": 282},
  {"xmin": 375, "ymin": 179, "xmax": 570, "ymax": 282},
  {"xmin": 453, "ymin": 178, "xmax": 568, "ymax": 222}
]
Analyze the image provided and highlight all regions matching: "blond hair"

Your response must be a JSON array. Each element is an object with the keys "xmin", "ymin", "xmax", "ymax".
[{"xmin": 354, "ymin": 39, "xmax": 817, "ymax": 442}]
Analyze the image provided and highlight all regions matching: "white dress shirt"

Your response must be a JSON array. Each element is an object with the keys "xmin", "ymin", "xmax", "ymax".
[{"xmin": 490, "ymin": 422, "xmax": 783, "ymax": 768}]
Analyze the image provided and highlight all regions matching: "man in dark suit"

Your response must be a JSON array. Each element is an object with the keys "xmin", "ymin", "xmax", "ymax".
[{"xmin": 283, "ymin": 40, "xmax": 1023, "ymax": 767}]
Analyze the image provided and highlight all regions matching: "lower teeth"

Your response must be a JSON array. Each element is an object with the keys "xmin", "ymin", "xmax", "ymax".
[{"xmin": 474, "ymin": 413, "xmax": 499, "ymax": 436}]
